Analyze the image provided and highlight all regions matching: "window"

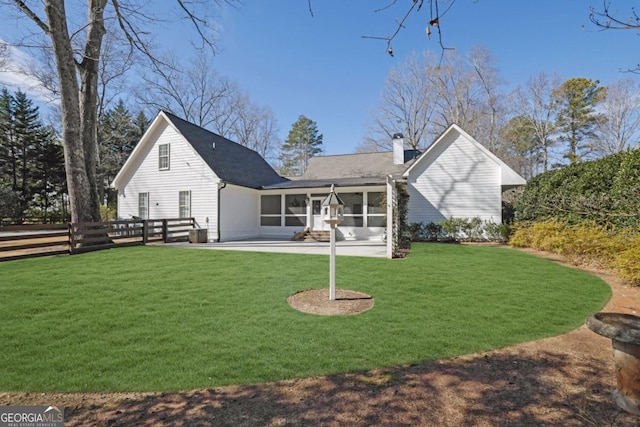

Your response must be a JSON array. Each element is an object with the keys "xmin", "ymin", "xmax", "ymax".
[
  {"xmin": 179, "ymin": 191, "xmax": 191, "ymax": 218},
  {"xmin": 367, "ymin": 192, "xmax": 385, "ymax": 227},
  {"xmin": 340, "ymin": 193, "xmax": 363, "ymax": 227},
  {"xmin": 138, "ymin": 192, "xmax": 149, "ymax": 219},
  {"xmin": 285, "ymin": 194, "xmax": 307, "ymax": 226},
  {"xmin": 158, "ymin": 144, "xmax": 170, "ymax": 170},
  {"xmin": 312, "ymin": 200, "xmax": 322, "ymax": 215},
  {"xmin": 260, "ymin": 195, "xmax": 281, "ymax": 226}
]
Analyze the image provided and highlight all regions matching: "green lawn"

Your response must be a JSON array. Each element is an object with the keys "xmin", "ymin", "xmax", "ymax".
[{"xmin": 0, "ymin": 243, "xmax": 610, "ymax": 392}]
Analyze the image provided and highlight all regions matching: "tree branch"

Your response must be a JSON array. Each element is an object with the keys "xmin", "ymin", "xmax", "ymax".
[
  {"xmin": 362, "ymin": 0, "xmax": 455, "ymax": 59},
  {"xmin": 12, "ymin": 0, "xmax": 51, "ymax": 34}
]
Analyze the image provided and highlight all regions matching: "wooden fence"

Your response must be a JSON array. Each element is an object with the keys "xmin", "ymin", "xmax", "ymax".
[{"xmin": 0, "ymin": 218, "xmax": 197, "ymax": 262}]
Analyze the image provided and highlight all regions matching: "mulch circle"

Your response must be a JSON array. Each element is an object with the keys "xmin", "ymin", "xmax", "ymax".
[{"xmin": 287, "ymin": 288, "xmax": 374, "ymax": 315}]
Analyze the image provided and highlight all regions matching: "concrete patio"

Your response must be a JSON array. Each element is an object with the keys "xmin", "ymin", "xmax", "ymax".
[{"xmin": 167, "ymin": 239, "xmax": 388, "ymax": 258}]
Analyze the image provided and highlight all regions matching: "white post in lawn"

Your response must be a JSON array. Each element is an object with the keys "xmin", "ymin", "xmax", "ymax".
[
  {"xmin": 329, "ymin": 222, "xmax": 337, "ymax": 300},
  {"xmin": 322, "ymin": 185, "xmax": 344, "ymax": 301}
]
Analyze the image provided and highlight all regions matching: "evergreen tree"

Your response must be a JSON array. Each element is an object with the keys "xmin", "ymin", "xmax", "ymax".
[
  {"xmin": 12, "ymin": 91, "xmax": 41, "ymax": 221},
  {"xmin": 0, "ymin": 88, "xmax": 67, "ymax": 223},
  {"xmin": 279, "ymin": 115, "xmax": 323, "ymax": 176},
  {"xmin": 498, "ymin": 115, "xmax": 539, "ymax": 179},
  {"xmin": 98, "ymin": 101, "xmax": 148, "ymax": 208},
  {"xmin": 31, "ymin": 126, "xmax": 66, "ymax": 222},
  {"xmin": 0, "ymin": 89, "xmax": 15, "ymax": 189},
  {"xmin": 554, "ymin": 78, "xmax": 606, "ymax": 164}
]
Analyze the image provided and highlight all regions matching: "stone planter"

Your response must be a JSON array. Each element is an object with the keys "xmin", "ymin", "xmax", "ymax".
[{"xmin": 586, "ymin": 312, "xmax": 640, "ymax": 415}]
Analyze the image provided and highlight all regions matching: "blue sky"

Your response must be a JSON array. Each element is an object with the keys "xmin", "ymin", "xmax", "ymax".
[
  {"xmin": 0, "ymin": 1, "xmax": 637, "ymax": 155},
  {"xmin": 206, "ymin": 1, "xmax": 637, "ymax": 154}
]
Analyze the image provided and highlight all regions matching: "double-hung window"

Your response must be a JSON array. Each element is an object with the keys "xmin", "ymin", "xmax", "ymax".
[
  {"xmin": 158, "ymin": 144, "xmax": 170, "ymax": 170},
  {"xmin": 138, "ymin": 192, "xmax": 149, "ymax": 219},
  {"xmin": 179, "ymin": 191, "xmax": 191, "ymax": 218}
]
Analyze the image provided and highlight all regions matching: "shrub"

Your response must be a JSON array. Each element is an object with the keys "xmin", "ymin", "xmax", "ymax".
[
  {"xmin": 613, "ymin": 234, "xmax": 640, "ymax": 285},
  {"xmin": 514, "ymin": 148, "xmax": 640, "ymax": 229},
  {"xmin": 100, "ymin": 205, "xmax": 117, "ymax": 221},
  {"xmin": 409, "ymin": 218, "xmax": 508, "ymax": 243},
  {"xmin": 484, "ymin": 221, "xmax": 512, "ymax": 243},
  {"xmin": 509, "ymin": 220, "xmax": 640, "ymax": 285}
]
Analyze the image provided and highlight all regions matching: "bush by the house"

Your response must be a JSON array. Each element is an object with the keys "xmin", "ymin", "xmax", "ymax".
[
  {"xmin": 510, "ymin": 220, "xmax": 640, "ymax": 285},
  {"xmin": 408, "ymin": 217, "xmax": 511, "ymax": 243}
]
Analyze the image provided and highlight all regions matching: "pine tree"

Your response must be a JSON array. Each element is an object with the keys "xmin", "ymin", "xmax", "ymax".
[
  {"xmin": 554, "ymin": 78, "xmax": 606, "ymax": 164},
  {"xmin": 12, "ymin": 91, "xmax": 41, "ymax": 221},
  {"xmin": 0, "ymin": 89, "xmax": 67, "ymax": 223},
  {"xmin": 279, "ymin": 115, "xmax": 323, "ymax": 176},
  {"xmin": 98, "ymin": 101, "xmax": 148, "ymax": 208},
  {"xmin": 32, "ymin": 126, "xmax": 66, "ymax": 222},
  {"xmin": 0, "ymin": 89, "xmax": 15, "ymax": 189}
]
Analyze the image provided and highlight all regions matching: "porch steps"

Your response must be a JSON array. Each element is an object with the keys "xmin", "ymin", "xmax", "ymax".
[
  {"xmin": 306, "ymin": 230, "xmax": 330, "ymax": 242},
  {"xmin": 291, "ymin": 228, "xmax": 331, "ymax": 242}
]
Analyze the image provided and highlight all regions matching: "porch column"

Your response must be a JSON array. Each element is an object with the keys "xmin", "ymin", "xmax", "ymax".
[{"xmin": 386, "ymin": 175, "xmax": 394, "ymax": 259}]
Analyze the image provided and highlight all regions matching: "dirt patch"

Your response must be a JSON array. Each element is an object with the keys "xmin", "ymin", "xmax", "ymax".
[
  {"xmin": 287, "ymin": 288, "xmax": 374, "ymax": 315},
  {"xmin": 3, "ymin": 247, "xmax": 640, "ymax": 426}
]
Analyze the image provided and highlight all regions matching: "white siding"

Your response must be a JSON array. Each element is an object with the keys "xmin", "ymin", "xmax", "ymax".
[
  {"xmin": 116, "ymin": 120, "xmax": 220, "ymax": 240},
  {"xmin": 407, "ymin": 132, "xmax": 501, "ymax": 224},
  {"xmin": 219, "ymin": 184, "xmax": 260, "ymax": 241}
]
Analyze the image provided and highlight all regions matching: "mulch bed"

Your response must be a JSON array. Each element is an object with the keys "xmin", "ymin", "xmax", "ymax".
[
  {"xmin": 287, "ymin": 288, "xmax": 374, "ymax": 315},
  {"xmin": 2, "ymin": 247, "xmax": 640, "ymax": 426}
]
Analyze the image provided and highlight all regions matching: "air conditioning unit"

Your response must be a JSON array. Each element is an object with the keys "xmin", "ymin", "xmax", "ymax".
[{"xmin": 189, "ymin": 228, "xmax": 208, "ymax": 243}]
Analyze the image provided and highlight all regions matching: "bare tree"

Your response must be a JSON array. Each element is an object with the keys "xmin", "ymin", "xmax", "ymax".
[
  {"xmin": 362, "ymin": 46, "xmax": 505, "ymax": 153},
  {"xmin": 137, "ymin": 52, "xmax": 238, "ymax": 130},
  {"xmin": 596, "ymin": 78, "xmax": 640, "ymax": 154},
  {"xmin": 0, "ymin": 41, "xmax": 9, "ymax": 70},
  {"xmin": 359, "ymin": 50, "xmax": 439, "ymax": 152},
  {"xmin": 230, "ymin": 93, "xmax": 280, "ymax": 161},
  {"xmin": 510, "ymin": 72, "xmax": 563, "ymax": 173},
  {"xmin": 467, "ymin": 45, "xmax": 506, "ymax": 152},
  {"xmin": 138, "ymin": 51, "xmax": 281, "ymax": 159},
  {"xmin": 3, "ymin": 0, "xmax": 235, "ymax": 223}
]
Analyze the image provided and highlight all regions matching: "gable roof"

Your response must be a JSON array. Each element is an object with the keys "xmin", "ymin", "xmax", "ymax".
[
  {"xmin": 113, "ymin": 111, "xmax": 286, "ymax": 190},
  {"xmin": 301, "ymin": 150, "xmax": 421, "ymax": 181},
  {"xmin": 402, "ymin": 124, "xmax": 526, "ymax": 187}
]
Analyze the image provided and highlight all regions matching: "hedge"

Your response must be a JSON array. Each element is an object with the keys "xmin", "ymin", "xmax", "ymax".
[{"xmin": 514, "ymin": 148, "xmax": 640, "ymax": 228}]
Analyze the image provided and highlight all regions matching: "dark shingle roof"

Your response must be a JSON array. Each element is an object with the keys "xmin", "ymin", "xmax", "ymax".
[{"xmin": 163, "ymin": 111, "xmax": 286, "ymax": 189}]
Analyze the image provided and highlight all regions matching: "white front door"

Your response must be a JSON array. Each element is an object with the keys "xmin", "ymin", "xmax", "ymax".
[{"xmin": 310, "ymin": 198, "xmax": 326, "ymax": 231}]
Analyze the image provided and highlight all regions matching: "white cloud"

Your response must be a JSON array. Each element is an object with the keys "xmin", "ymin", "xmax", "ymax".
[{"xmin": 0, "ymin": 40, "xmax": 59, "ymax": 105}]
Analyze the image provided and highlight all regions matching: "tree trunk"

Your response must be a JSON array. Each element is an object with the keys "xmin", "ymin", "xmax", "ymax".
[
  {"xmin": 44, "ymin": 0, "xmax": 102, "ymax": 224},
  {"xmin": 79, "ymin": 0, "xmax": 108, "ymax": 222}
]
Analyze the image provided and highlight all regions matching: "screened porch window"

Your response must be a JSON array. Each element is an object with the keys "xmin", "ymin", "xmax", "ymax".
[
  {"xmin": 285, "ymin": 194, "xmax": 307, "ymax": 226},
  {"xmin": 340, "ymin": 193, "xmax": 363, "ymax": 227},
  {"xmin": 260, "ymin": 195, "xmax": 281, "ymax": 226},
  {"xmin": 367, "ymin": 192, "xmax": 385, "ymax": 227}
]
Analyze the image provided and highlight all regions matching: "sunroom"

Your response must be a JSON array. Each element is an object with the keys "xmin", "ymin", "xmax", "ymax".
[{"xmin": 258, "ymin": 179, "xmax": 389, "ymax": 241}]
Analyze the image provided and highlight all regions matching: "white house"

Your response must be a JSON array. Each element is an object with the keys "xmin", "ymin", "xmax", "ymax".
[{"xmin": 112, "ymin": 111, "xmax": 525, "ymax": 244}]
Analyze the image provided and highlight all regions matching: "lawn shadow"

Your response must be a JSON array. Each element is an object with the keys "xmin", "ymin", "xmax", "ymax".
[{"xmin": 64, "ymin": 347, "xmax": 639, "ymax": 426}]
